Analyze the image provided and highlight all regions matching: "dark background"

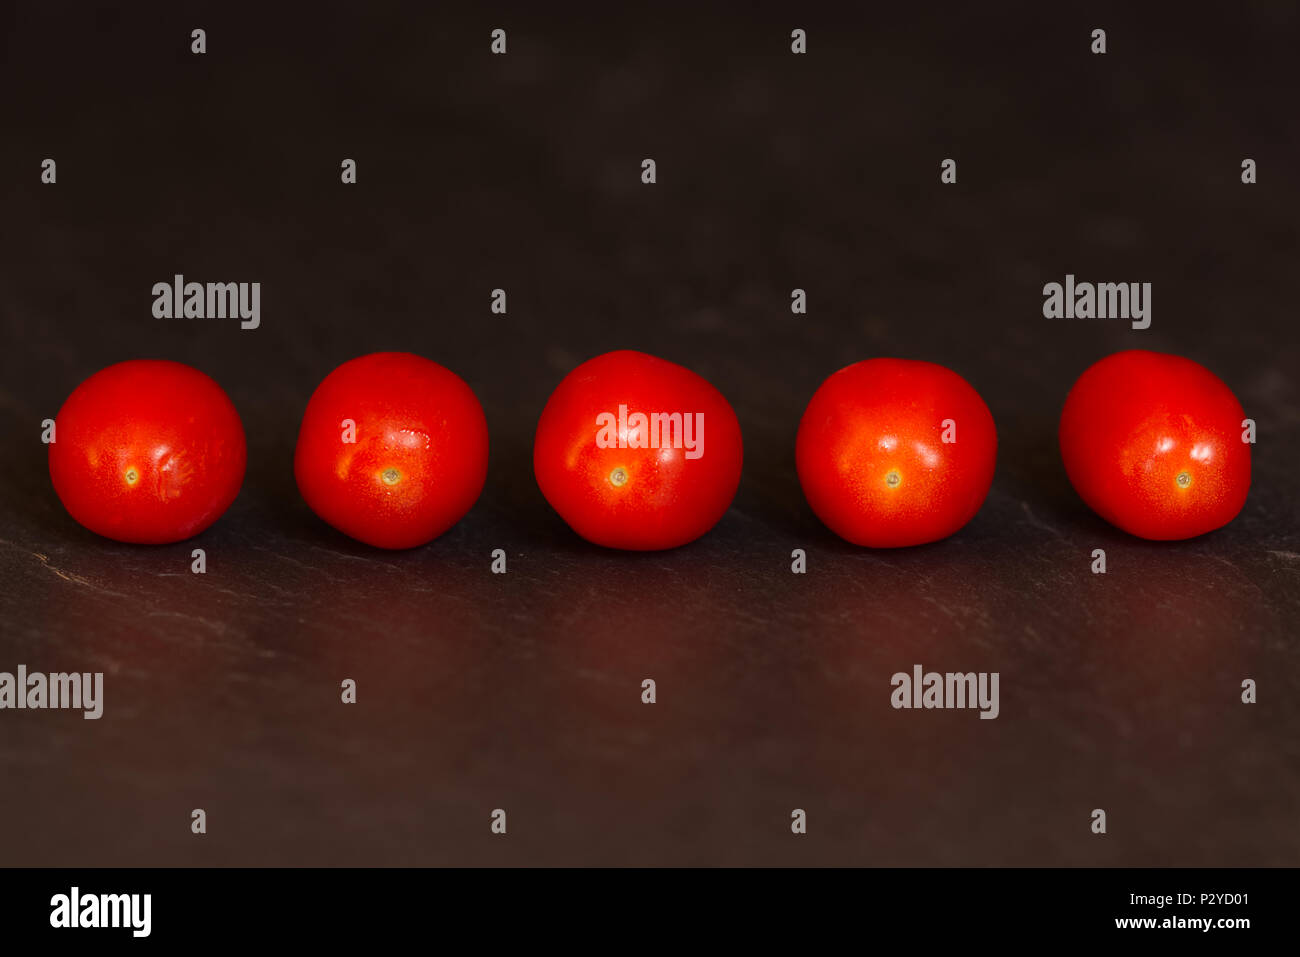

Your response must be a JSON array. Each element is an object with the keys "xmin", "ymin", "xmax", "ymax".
[{"xmin": 0, "ymin": 1, "xmax": 1296, "ymax": 866}]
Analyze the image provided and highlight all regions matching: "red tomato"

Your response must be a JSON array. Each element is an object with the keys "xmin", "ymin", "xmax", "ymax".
[
  {"xmin": 1059, "ymin": 350, "xmax": 1250, "ymax": 540},
  {"xmin": 48, "ymin": 359, "xmax": 247, "ymax": 544},
  {"xmin": 796, "ymin": 359, "xmax": 997, "ymax": 547},
  {"xmin": 294, "ymin": 352, "xmax": 488, "ymax": 549},
  {"xmin": 533, "ymin": 350, "xmax": 743, "ymax": 550}
]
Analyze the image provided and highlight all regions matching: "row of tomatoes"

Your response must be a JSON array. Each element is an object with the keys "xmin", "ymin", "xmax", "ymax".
[{"xmin": 48, "ymin": 349, "xmax": 1251, "ymax": 550}]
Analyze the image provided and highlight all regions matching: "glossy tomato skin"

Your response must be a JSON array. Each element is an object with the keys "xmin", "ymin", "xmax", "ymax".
[
  {"xmin": 294, "ymin": 352, "xmax": 488, "ymax": 549},
  {"xmin": 796, "ymin": 359, "xmax": 997, "ymax": 547},
  {"xmin": 533, "ymin": 350, "xmax": 743, "ymax": 550},
  {"xmin": 1059, "ymin": 350, "xmax": 1250, "ymax": 540},
  {"xmin": 49, "ymin": 359, "xmax": 247, "ymax": 544}
]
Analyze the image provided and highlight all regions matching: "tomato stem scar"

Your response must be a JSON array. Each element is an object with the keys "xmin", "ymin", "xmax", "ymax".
[
  {"xmin": 609, "ymin": 467, "xmax": 629, "ymax": 487},
  {"xmin": 885, "ymin": 469, "xmax": 901, "ymax": 488},
  {"xmin": 1176, "ymin": 471, "xmax": 1191, "ymax": 488},
  {"xmin": 381, "ymin": 468, "xmax": 401, "ymax": 486}
]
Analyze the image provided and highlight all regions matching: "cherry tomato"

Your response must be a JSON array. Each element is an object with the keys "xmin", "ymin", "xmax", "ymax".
[
  {"xmin": 294, "ymin": 352, "xmax": 488, "ymax": 549},
  {"xmin": 796, "ymin": 359, "xmax": 997, "ymax": 547},
  {"xmin": 533, "ymin": 350, "xmax": 743, "ymax": 550},
  {"xmin": 1059, "ymin": 350, "xmax": 1250, "ymax": 540},
  {"xmin": 48, "ymin": 359, "xmax": 247, "ymax": 544}
]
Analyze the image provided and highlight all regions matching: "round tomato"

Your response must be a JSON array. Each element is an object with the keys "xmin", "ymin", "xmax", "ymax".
[
  {"xmin": 533, "ymin": 350, "xmax": 743, "ymax": 550},
  {"xmin": 294, "ymin": 352, "xmax": 488, "ymax": 549},
  {"xmin": 49, "ymin": 359, "xmax": 247, "ymax": 544},
  {"xmin": 1059, "ymin": 350, "xmax": 1250, "ymax": 540},
  {"xmin": 796, "ymin": 359, "xmax": 997, "ymax": 547}
]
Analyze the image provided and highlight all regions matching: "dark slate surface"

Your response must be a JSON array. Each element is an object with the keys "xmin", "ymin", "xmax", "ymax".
[{"xmin": 0, "ymin": 2, "xmax": 1296, "ymax": 865}]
